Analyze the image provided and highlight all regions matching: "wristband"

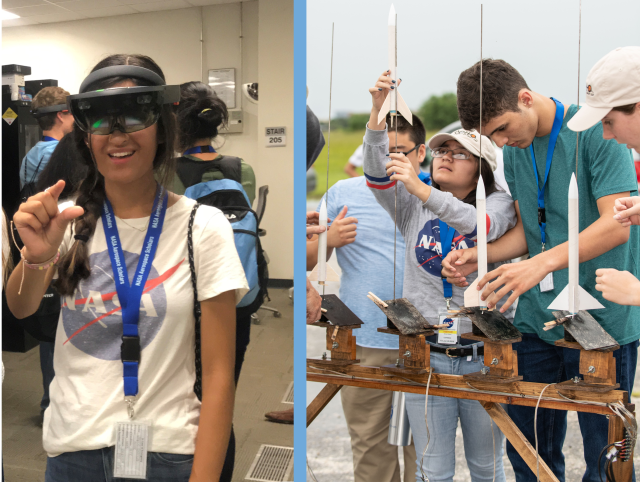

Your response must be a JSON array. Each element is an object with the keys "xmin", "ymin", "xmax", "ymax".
[{"xmin": 21, "ymin": 248, "xmax": 60, "ymax": 270}]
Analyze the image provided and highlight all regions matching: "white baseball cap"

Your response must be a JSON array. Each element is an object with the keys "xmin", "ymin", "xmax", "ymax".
[
  {"xmin": 568, "ymin": 46, "xmax": 640, "ymax": 132},
  {"xmin": 427, "ymin": 128, "xmax": 497, "ymax": 171}
]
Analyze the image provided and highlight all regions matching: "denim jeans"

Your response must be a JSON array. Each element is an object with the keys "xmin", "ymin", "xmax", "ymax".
[
  {"xmin": 44, "ymin": 447, "xmax": 193, "ymax": 482},
  {"xmin": 40, "ymin": 341, "xmax": 55, "ymax": 414},
  {"xmin": 506, "ymin": 333, "xmax": 638, "ymax": 482},
  {"xmin": 405, "ymin": 352, "xmax": 506, "ymax": 482}
]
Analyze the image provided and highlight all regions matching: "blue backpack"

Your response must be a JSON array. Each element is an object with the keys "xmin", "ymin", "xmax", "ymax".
[{"xmin": 179, "ymin": 157, "xmax": 267, "ymax": 315}]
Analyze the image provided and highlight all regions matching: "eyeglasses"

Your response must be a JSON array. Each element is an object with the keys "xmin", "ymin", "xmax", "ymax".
[
  {"xmin": 388, "ymin": 144, "xmax": 422, "ymax": 157},
  {"xmin": 431, "ymin": 147, "xmax": 473, "ymax": 160}
]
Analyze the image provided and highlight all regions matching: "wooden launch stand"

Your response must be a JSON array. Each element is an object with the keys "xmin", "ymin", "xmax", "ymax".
[{"xmin": 307, "ymin": 308, "xmax": 637, "ymax": 482}]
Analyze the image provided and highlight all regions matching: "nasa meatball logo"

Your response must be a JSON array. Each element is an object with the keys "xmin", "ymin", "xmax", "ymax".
[
  {"xmin": 442, "ymin": 317, "xmax": 455, "ymax": 328},
  {"xmin": 61, "ymin": 250, "xmax": 181, "ymax": 360}
]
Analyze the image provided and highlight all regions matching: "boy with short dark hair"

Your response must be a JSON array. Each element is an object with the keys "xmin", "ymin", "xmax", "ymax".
[
  {"xmin": 445, "ymin": 59, "xmax": 639, "ymax": 481},
  {"xmin": 21, "ymin": 86, "xmax": 74, "ymax": 192}
]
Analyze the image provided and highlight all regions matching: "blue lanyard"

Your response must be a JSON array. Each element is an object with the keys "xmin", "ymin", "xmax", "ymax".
[
  {"xmin": 184, "ymin": 145, "xmax": 216, "ymax": 155},
  {"xmin": 101, "ymin": 186, "xmax": 168, "ymax": 400},
  {"xmin": 439, "ymin": 220, "xmax": 456, "ymax": 302},
  {"xmin": 42, "ymin": 136, "xmax": 57, "ymax": 142},
  {"xmin": 529, "ymin": 98, "xmax": 564, "ymax": 250}
]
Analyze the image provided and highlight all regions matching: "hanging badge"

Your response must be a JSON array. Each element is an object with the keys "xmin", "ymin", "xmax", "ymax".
[
  {"xmin": 113, "ymin": 421, "xmax": 149, "ymax": 479},
  {"xmin": 539, "ymin": 272, "xmax": 554, "ymax": 292},
  {"xmin": 437, "ymin": 309, "xmax": 458, "ymax": 345}
]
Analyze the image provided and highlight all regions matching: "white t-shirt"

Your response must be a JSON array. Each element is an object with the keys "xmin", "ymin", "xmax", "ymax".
[
  {"xmin": 44, "ymin": 196, "xmax": 248, "ymax": 456},
  {"xmin": 348, "ymin": 144, "xmax": 364, "ymax": 168}
]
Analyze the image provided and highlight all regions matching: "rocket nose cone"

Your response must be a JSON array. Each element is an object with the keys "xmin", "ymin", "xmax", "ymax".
[
  {"xmin": 319, "ymin": 198, "xmax": 328, "ymax": 223},
  {"xmin": 569, "ymin": 173, "xmax": 578, "ymax": 199},
  {"xmin": 389, "ymin": 4, "xmax": 396, "ymax": 24},
  {"xmin": 476, "ymin": 175, "xmax": 486, "ymax": 199}
]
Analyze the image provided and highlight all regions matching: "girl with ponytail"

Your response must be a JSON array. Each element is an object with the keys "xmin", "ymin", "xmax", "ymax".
[{"xmin": 6, "ymin": 54, "xmax": 248, "ymax": 482}]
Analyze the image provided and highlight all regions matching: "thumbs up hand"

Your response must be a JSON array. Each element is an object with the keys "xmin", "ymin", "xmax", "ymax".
[
  {"xmin": 327, "ymin": 205, "xmax": 358, "ymax": 249},
  {"xmin": 13, "ymin": 180, "xmax": 85, "ymax": 263}
]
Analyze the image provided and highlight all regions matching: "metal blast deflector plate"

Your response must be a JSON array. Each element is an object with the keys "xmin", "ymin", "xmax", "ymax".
[
  {"xmin": 459, "ymin": 307, "xmax": 522, "ymax": 341},
  {"xmin": 552, "ymin": 310, "xmax": 618, "ymax": 351},
  {"xmin": 376, "ymin": 298, "xmax": 432, "ymax": 335},
  {"xmin": 320, "ymin": 294, "xmax": 364, "ymax": 327}
]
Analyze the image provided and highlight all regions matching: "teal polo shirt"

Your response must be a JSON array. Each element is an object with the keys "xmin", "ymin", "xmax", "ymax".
[{"xmin": 504, "ymin": 103, "xmax": 639, "ymax": 345}]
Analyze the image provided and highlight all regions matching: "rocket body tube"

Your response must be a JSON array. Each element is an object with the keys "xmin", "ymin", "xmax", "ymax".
[
  {"xmin": 568, "ymin": 173, "xmax": 579, "ymax": 314},
  {"xmin": 476, "ymin": 176, "xmax": 487, "ymax": 308},
  {"xmin": 388, "ymin": 391, "xmax": 412, "ymax": 446}
]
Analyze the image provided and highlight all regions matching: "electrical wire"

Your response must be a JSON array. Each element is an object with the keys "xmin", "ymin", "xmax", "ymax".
[
  {"xmin": 534, "ymin": 383, "xmax": 555, "ymax": 481},
  {"xmin": 418, "ymin": 370, "xmax": 433, "ymax": 482},
  {"xmin": 307, "ymin": 457, "xmax": 320, "ymax": 482}
]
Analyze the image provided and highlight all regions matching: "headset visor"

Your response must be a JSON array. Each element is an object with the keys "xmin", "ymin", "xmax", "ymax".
[{"xmin": 67, "ymin": 85, "xmax": 179, "ymax": 135}]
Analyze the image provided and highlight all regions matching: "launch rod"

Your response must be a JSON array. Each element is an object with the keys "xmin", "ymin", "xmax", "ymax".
[
  {"xmin": 393, "ymin": 12, "xmax": 398, "ymax": 301},
  {"xmin": 323, "ymin": 23, "xmax": 335, "ymax": 299},
  {"xmin": 576, "ymin": 0, "xmax": 581, "ymax": 177},
  {"xmin": 479, "ymin": 4, "xmax": 482, "ymax": 179}
]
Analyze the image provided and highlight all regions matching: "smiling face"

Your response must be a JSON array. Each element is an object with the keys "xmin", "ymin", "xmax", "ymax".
[
  {"xmin": 601, "ymin": 104, "xmax": 640, "ymax": 151},
  {"xmin": 431, "ymin": 139, "xmax": 479, "ymax": 195},
  {"xmin": 87, "ymin": 80, "xmax": 159, "ymax": 187},
  {"xmin": 481, "ymin": 105, "xmax": 538, "ymax": 149}
]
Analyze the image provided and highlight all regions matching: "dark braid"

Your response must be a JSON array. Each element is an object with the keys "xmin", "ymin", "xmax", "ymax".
[{"xmin": 54, "ymin": 54, "xmax": 176, "ymax": 296}]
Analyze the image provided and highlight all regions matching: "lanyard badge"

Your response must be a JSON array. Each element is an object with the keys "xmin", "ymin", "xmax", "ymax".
[
  {"xmin": 101, "ymin": 186, "xmax": 168, "ymax": 418},
  {"xmin": 529, "ymin": 98, "xmax": 564, "ymax": 292},
  {"xmin": 438, "ymin": 220, "xmax": 459, "ymax": 344}
]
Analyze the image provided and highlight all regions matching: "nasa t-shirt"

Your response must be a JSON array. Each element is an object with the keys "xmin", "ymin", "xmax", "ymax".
[{"xmin": 44, "ymin": 196, "xmax": 248, "ymax": 456}]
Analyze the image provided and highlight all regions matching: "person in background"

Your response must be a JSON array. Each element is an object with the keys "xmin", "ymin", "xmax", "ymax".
[
  {"xmin": 172, "ymin": 81, "xmax": 257, "ymax": 481},
  {"xmin": 20, "ymin": 87, "xmax": 74, "ymax": 196},
  {"xmin": 565, "ymin": 46, "xmax": 640, "ymax": 311},
  {"xmin": 173, "ymin": 81, "xmax": 256, "ymax": 205},
  {"xmin": 306, "ymin": 110, "xmax": 431, "ymax": 482},
  {"xmin": 344, "ymin": 144, "xmax": 364, "ymax": 177}
]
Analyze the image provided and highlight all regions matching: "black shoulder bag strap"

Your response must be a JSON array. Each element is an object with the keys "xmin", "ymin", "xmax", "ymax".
[{"xmin": 187, "ymin": 203, "xmax": 203, "ymax": 401}]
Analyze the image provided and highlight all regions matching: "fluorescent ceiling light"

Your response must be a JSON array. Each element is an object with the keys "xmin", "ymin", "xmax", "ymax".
[{"xmin": 2, "ymin": 10, "xmax": 21, "ymax": 20}]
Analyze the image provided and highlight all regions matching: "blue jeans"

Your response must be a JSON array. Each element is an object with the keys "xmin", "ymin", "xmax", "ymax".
[
  {"xmin": 506, "ymin": 333, "xmax": 638, "ymax": 482},
  {"xmin": 406, "ymin": 352, "xmax": 506, "ymax": 482},
  {"xmin": 40, "ymin": 341, "xmax": 55, "ymax": 414},
  {"xmin": 44, "ymin": 447, "xmax": 193, "ymax": 482}
]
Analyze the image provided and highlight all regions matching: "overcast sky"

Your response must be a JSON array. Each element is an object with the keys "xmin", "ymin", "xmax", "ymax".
[{"xmin": 307, "ymin": 0, "xmax": 640, "ymax": 120}]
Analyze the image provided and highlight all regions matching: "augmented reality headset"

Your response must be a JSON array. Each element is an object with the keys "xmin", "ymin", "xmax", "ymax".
[
  {"xmin": 67, "ymin": 65, "xmax": 180, "ymax": 136},
  {"xmin": 30, "ymin": 104, "xmax": 69, "ymax": 119}
]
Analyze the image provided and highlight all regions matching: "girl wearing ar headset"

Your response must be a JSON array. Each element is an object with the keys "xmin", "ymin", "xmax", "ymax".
[{"xmin": 6, "ymin": 54, "xmax": 248, "ymax": 482}]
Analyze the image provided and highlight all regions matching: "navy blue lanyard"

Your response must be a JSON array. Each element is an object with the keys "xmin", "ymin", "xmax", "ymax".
[
  {"xmin": 101, "ymin": 186, "xmax": 168, "ymax": 399},
  {"xmin": 42, "ymin": 136, "xmax": 57, "ymax": 142},
  {"xmin": 184, "ymin": 145, "xmax": 216, "ymax": 156},
  {"xmin": 529, "ymin": 98, "xmax": 564, "ymax": 250},
  {"xmin": 439, "ymin": 220, "xmax": 456, "ymax": 303}
]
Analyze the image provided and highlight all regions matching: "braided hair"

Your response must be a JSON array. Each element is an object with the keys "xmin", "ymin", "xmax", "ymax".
[{"xmin": 54, "ymin": 54, "xmax": 177, "ymax": 296}]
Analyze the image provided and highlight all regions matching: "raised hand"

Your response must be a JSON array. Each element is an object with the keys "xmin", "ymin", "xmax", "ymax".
[
  {"xmin": 13, "ymin": 180, "xmax": 84, "ymax": 263},
  {"xmin": 327, "ymin": 206, "xmax": 358, "ymax": 248},
  {"xmin": 595, "ymin": 268, "xmax": 640, "ymax": 306}
]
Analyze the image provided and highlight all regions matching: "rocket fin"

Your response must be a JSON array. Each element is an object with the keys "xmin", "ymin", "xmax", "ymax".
[
  {"xmin": 307, "ymin": 263, "xmax": 340, "ymax": 283},
  {"xmin": 377, "ymin": 93, "xmax": 391, "ymax": 125},
  {"xmin": 464, "ymin": 278, "xmax": 481, "ymax": 307},
  {"xmin": 547, "ymin": 285, "xmax": 605, "ymax": 311},
  {"xmin": 396, "ymin": 92, "xmax": 413, "ymax": 125}
]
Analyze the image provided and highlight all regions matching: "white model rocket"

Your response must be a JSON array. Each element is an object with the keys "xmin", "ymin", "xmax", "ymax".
[
  {"xmin": 377, "ymin": 4, "xmax": 413, "ymax": 127},
  {"xmin": 308, "ymin": 198, "xmax": 339, "ymax": 285},
  {"xmin": 464, "ymin": 175, "xmax": 488, "ymax": 308},
  {"xmin": 548, "ymin": 174, "xmax": 604, "ymax": 313}
]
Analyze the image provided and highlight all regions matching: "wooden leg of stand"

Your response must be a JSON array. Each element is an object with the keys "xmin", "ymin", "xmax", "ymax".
[
  {"xmin": 480, "ymin": 402, "xmax": 559, "ymax": 482},
  {"xmin": 607, "ymin": 405, "xmax": 635, "ymax": 481},
  {"xmin": 307, "ymin": 383, "xmax": 343, "ymax": 427}
]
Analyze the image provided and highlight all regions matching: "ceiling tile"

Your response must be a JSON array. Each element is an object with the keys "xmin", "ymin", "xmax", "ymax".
[
  {"xmin": 55, "ymin": 0, "xmax": 122, "ymax": 11},
  {"xmin": 130, "ymin": 0, "xmax": 190, "ymax": 12},
  {"xmin": 4, "ymin": 3, "xmax": 67, "ymax": 17},
  {"xmin": 116, "ymin": 0, "xmax": 170, "ymax": 5},
  {"xmin": 80, "ymin": 5, "xmax": 137, "ymax": 17},
  {"xmin": 1, "ymin": 0, "xmax": 47, "ymax": 9},
  {"xmin": 2, "ymin": 16, "xmax": 40, "ymax": 27}
]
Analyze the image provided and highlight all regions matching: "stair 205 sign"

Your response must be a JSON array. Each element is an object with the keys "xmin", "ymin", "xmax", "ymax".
[{"xmin": 265, "ymin": 127, "xmax": 286, "ymax": 147}]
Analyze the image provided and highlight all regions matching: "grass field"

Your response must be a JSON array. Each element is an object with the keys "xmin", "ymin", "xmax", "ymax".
[{"xmin": 308, "ymin": 128, "xmax": 438, "ymax": 199}]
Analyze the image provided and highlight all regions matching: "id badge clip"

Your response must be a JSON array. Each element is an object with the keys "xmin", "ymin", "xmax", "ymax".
[
  {"xmin": 437, "ymin": 308, "xmax": 459, "ymax": 345},
  {"xmin": 113, "ymin": 420, "xmax": 150, "ymax": 479}
]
